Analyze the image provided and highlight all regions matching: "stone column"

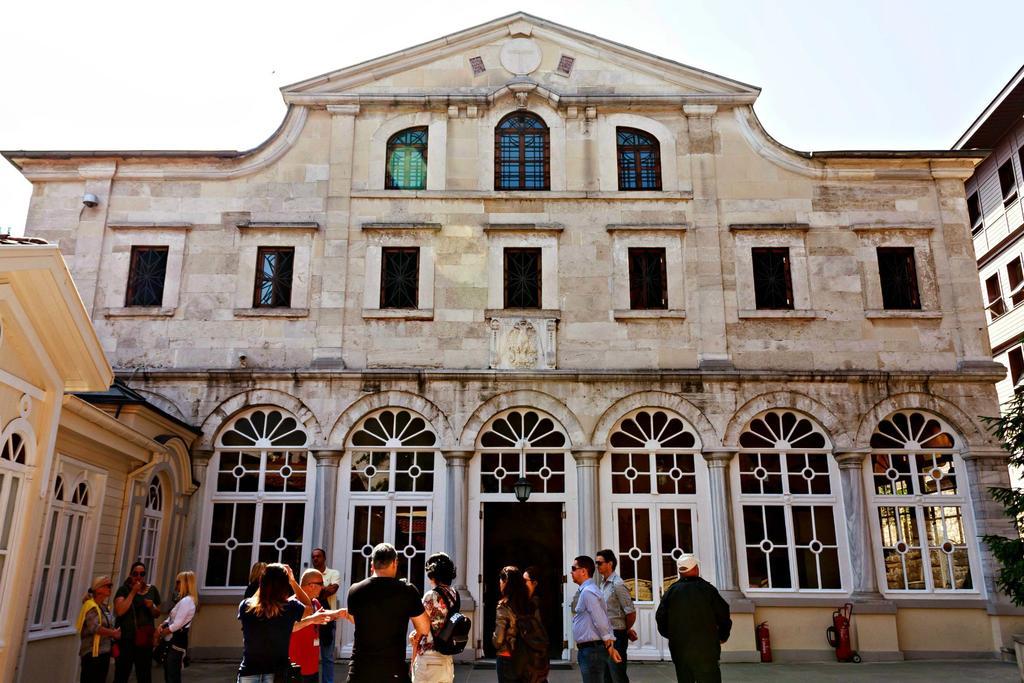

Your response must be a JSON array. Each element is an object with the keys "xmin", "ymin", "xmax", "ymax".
[
  {"xmin": 313, "ymin": 450, "xmax": 343, "ymax": 562},
  {"xmin": 573, "ymin": 450, "xmax": 602, "ymax": 557},
  {"xmin": 702, "ymin": 449, "xmax": 738, "ymax": 592},
  {"xmin": 181, "ymin": 448, "xmax": 213, "ymax": 571},
  {"xmin": 443, "ymin": 450, "xmax": 475, "ymax": 610},
  {"xmin": 834, "ymin": 449, "xmax": 881, "ymax": 597}
]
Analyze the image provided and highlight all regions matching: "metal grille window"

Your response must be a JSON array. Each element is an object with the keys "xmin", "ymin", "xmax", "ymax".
[
  {"xmin": 985, "ymin": 273, "xmax": 1006, "ymax": 321},
  {"xmin": 380, "ymin": 247, "xmax": 420, "ymax": 309},
  {"xmin": 385, "ymin": 127, "xmax": 428, "ymax": 190},
  {"xmin": 31, "ymin": 466, "xmax": 95, "ymax": 633},
  {"xmin": 504, "ymin": 248, "xmax": 541, "ymax": 309},
  {"xmin": 0, "ymin": 432, "xmax": 29, "ymax": 605},
  {"xmin": 253, "ymin": 247, "xmax": 294, "ymax": 308},
  {"xmin": 205, "ymin": 408, "xmax": 311, "ymax": 588},
  {"xmin": 628, "ymin": 248, "xmax": 668, "ymax": 310},
  {"xmin": 751, "ymin": 247, "xmax": 794, "ymax": 310},
  {"xmin": 616, "ymin": 128, "xmax": 662, "ymax": 191},
  {"xmin": 480, "ymin": 409, "xmax": 568, "ymax": 495},
  {"xmin": 126, "ymin": 246, "xmax": 169, "ymax": 307},
  {"xmin": 876, "ymin": 247, "xmax": 921, "ymax": 310},
  {"xmin": 136, "ymin": 477, "xmax": 163, "ymax": 578},
  {"xmin": 999, "ymin": 159, "xmax": 1018, "ymax": 206},
  {"xmin": 869, "ymin": 411, "xmax": 975, "ymax": 592},
  {"xmin": 736, "ymin": 410, "xmax": 842, "ymax": 591},
  {"xmin": 967, "ymin": 192, "xmax": 983, "ymax": 235},
  {"xmin": 494, "ymin": 112, "xmax": 550, "ymax": 191}
]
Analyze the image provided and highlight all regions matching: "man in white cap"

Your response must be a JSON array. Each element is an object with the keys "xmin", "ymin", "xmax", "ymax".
[{"xmin": 655, "ymin": 554, "xmax": 731, "ymax": 683}]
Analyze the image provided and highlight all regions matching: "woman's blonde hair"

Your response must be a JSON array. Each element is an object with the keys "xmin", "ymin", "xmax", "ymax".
[
  {"xmin": 175, "ymin": 570, "xmax": 200, "ymax": 609},
  {"xmin": 249, "ymin": 561, "xmax": 267, "ymax": 585}
]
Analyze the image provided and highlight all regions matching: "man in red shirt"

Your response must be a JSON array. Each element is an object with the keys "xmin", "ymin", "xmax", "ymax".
[{"xmin": 290, "ymin": 569, "xmax": 349, "ymax": 682}]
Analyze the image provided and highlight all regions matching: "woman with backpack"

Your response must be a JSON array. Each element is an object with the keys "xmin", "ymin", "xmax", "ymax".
[{"xmin": 411, "ymin": 552, "xmax": 460, "ymax": 682}]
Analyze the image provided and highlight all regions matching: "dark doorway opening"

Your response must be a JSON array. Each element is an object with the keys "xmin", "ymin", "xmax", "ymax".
[{"xmin": 482, "ymin": 501, "xmax": 564, "ymax": 659}]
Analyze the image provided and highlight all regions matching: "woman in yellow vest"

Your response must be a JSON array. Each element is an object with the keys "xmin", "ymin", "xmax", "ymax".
[{"xmin": 77, "ymin": 575, "xmax": 121, "ymax": 683}]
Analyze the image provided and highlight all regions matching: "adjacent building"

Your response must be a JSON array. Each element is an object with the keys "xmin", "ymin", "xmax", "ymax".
[{"xmin": 4, "ymin": 12, "xmax": 1021, "ymax": 665}]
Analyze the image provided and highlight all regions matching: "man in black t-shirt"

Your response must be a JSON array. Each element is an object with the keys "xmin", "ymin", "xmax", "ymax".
[{"xmin": 346, "ymin": 543, "xmax": 430, "ymax": 682}]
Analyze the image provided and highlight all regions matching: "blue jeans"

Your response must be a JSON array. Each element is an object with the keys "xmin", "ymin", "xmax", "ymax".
[
  {"xmin": 320, "ymin": 621, "xmax": 336, "ymax": 683},
  {"xmin": 237, "ymin": 676, "xmax": 274, "ymax": 683},
  {"xmin": 603, "ymin": 630, "xmax": 629, "ymax": 683},
  {"xmin": 577, "ymin": 644, "xmax": 609, "ymax": 683}
]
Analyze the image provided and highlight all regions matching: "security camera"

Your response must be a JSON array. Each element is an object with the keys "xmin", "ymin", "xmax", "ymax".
[{"xmin": 82, "ymin": 193, "xmax": 99, "ymax": 208}]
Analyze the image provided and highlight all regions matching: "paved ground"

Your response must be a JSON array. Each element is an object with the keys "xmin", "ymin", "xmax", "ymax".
[{"xmin": 181, "ymin": 659, "xmax": 1021, "ymax": 682}]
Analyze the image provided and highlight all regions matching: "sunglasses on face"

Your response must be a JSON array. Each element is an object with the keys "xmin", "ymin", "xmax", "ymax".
[
  {"xmin": 595, "ymin": 560, "xmax": 606, "ymax": 565},
  {"xmin": 570, "ymin": 566, "xmax": 580, "ymax": 572},
  {"xmin": 132, "ymin": 571, "xmax": 146, "ymax": 577}
]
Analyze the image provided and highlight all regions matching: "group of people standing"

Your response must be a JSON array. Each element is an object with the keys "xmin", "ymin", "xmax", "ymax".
[{"xmin": 76, "ymin": 562, "xmax": 198, "ymax": 683}]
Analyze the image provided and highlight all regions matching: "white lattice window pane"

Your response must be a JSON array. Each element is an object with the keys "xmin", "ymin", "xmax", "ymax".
[
  {"xmin": 206, "ymin": 502, "xmax": 256, "ymax": 587},
  {"xmin": 350, "ymin": 505, "xmax": 387, "ymax": 585},
  {"xmin": 59, "ymin": 513, "xmax": 85, "ymax": 623},
  {"xmin": 738, "ymin": 452, "xmax": 783, "ymax": 495},
  {"xmin": 923, "ymin": 506, "xmax": 973, "ymax": 590},
  {"xmin": 872, "ymin": 454, "xmax": 914, "ymax": 496},
  {"xmin": 792, "ymin": 506, "xmax": 840, "ymax": 589},
  {"xmin": 616, "ymin": 508, "xmax": 653, "ymax": 602},
  {"xmin": 394, "ymin": 506, "xmax": 428, "ymax": 592},
  {"xmin": 658, "ymin": 507, "xmax": 694, "ymax": 596},
  {"xmin": 742, "ymin": 505, "xmax": 791, "ymax": 589},
  {"xmin": 395, "ymin": 452, "xmax": 434, "ymax": 492},
  {"xmin": 877, "ymin": 506, "xmax": 924, "ymax": 590},
  {"xmin": 524, "ymin": 451, "xmax": 565, "ymax": 493},
  {"xmin": 257, "ymin": 502, "xmax": 305, "ymax": 570},
  {"xmin": 917, "ymin": 452, "xmax": 957, "ymax": 495},
  {"xmin": 481, "ymin": 452, "xmax": 519, "ymax": 494},
  {"xmin": 611, "ymin": 452, "xmax": 651, "ymax": 495},
  {"xmin": 0, "ymin": 473, "xmax": 18, "ymax": 556},
  {"xmin": 654, "ymin": 453, "xmax": 696, "ymax": 495},
  {"xmin": 217, "ymin": 451, "xmax": 261, "ymax": 493},
  {"xmin": 350, "ymin": 451, "xmax": 392, "ymax": 492},
  {"xmin": 265, "ymin": 451, "xmax": 308, "ymax": 493},
  {"xmin": 785, "ymin": 453, "xmax": 831, "ymax": 495},
  {"xmin": 33, "ymin": 511, "xmax": 59, "ymax": 626}
]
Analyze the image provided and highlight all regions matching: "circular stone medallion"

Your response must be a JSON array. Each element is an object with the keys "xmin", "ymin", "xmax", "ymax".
[{"xmin": 500, "ymin": 38, "xmax": 542, "ymax": 75}]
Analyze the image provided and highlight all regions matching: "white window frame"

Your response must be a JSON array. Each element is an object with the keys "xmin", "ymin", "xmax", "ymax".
[
  {"xmin": 731, "ymin": 410, "xmax": 850, "ymax": 595},
  {"xmin": 28, "ymin": 456, "xmax": 105, "ymax": 640},
  {"xmin": 136, "ymin": 476, "xmax": 163, "ymax": 579},
  {"xmin": 864, "ymin": 411, "xmax": 982, "ymax": 597},
  {"xmin": 198, "ymin": 407, "xmax": 316, "ymax": 595},
  {"xmin": 0, "ymin": 427, "xmax": 32, "ymax": 649}
]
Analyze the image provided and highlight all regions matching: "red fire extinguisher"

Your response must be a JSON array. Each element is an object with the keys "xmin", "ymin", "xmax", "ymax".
[
  {"xmin": 755, "ymin": 621, "xmax": 772, "ymax": 663},
  {"xmin": 825, "ymin": 603, "xmax": 861, "ymax": 663}
]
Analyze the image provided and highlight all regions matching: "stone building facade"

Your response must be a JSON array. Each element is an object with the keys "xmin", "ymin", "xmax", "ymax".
[{"xmin": 5, "ymin": 12, "xmax": 1021, "ymax": 662}]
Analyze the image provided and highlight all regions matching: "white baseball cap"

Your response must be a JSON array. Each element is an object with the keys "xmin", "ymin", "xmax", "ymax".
[{"xmin": 676, "ymin": 554, "xmax": 699, "ymax": 572}]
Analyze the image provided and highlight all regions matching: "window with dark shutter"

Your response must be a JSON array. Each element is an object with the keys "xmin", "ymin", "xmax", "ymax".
[
  {"xmin": 494, "ymin": 112, "xmax": 550, "ymax": 191},
  {"xmin": 385, "ymin": 127, "xmax": 428, "ymax": 190},
  {"xmin": 380, "ymin": 247, "xmax": 420, "ymax": 309},
  {"xmin": 999, "ymin": 159, "xmax": 1018, "ymax": 206},
  {"xmin": 1008, "ymin": 257, "xmax": 1024, "ymax": 308},
  {"xmin": 253, "ymin": 247, "xmax": 294, "ymax": 308},
  {"xmin": 876, "ymin": 247, "xmax": 921, "ymax": 310},
  {"xmin": 617, "ymin": 128, "xmax": 662, "ymax": 191},
  {"xmin": 985, "ymin": 273, "xmax": 1006, "ymax": 320},
  {"xmin": 125, "ymin": 246, "xmax": 169, "ymax": 307},
  {"xmin": 751, "ymin": 247, "xmax": 794, "ymax": 310},
  {"xmin": 503, "ymin": 248, "xmax": 541, "ymax": 309},
  {"xmin": 628, "ymin": 247, "xmax": 668, "ymax": 309},
  {"xmin": 1009, "ymin": 347, "xmax": 1024, "ymax": 391},
  {"xmin": 967, "ymin": 192, "xmax": 983, "ymax": 235}
]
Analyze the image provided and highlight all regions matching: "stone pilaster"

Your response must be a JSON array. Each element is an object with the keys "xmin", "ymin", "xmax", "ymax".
[
  {"xmin": 313, "ymin": 450, "xmax": 343, "ymax": 561},
  {"xmin": 572, "ymin": 449, "xmax": 602, "ymax": 557},
  {"xmin": 834, "ymin": 449, "xmax": 881, "ymax": 597},
  {"xmin": 701, "ymin": 448, "xmax": 738, "ymax": 592},
  {"xmin": 443, "ymin": 450, "xmax": 475, "ymax": 610},
  {"xmin": 181, "ymin": 448, "xmax": 213, "ymax": 571}
]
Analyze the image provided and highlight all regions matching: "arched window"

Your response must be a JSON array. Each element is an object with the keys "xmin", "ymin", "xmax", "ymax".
[
  {"xmin": 346, "ymin": 409, "xmax": 439, "ymax": 594},
  {"xmin": 137, "ymin": 476, "xmax": 163, "ymax": 579},
  {"xmin": 385, "ymin": 127, "xmax": 428, "ymax": 190},
  {"xmin": 607, "ymin": 409, "xmax": 704, "ymax": 615},
  {"xmin": 494, "ymin": 112, "xmax": 550, "ymax": 191},
  {"xmin": 0, "ymin": 431, "xmax": 30, "ymax": 607},
  {"xmin": 205, "ymin": 408, "xmax": 312, "ymax": 589},
  {"xmin": 479, "ymin": 409, "xmax": 567, "ymax": 494},
  {"xmin": 616, "ymin": 127, "xmax": 661, "ymax": 191},
  {"xmin": 868, "ymin": 411, "xmax": 975, "ymax": 592},
  {"xmin": 32, "ymin": 460, "xmax": 99, "ymax": 634},
  {"xmin": 735, "ymin": 410, "xmax": 843, "ymax": 591}
]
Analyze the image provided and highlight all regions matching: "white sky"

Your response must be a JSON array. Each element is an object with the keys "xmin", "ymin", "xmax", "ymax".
[{"xmin": 1, "ymin": 0, "xmax": 1021, "ymax": 234}]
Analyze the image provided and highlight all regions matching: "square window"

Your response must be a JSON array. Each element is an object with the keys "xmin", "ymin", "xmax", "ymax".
[
  {"xmin": 628, "ymin": 247, "xmax": 668, "ymax": 309},
  {"xmin": 967, "ymin": 192, "xmax": 983, "ymax": 235},
  {"xmin": 125, "ymin": 246, "xmax": 169, "ymax": 307},
  {"xmin": 999, "ymin": 159, "xmax": 1018, "ymax": 206},
  {"xmin": 1008, "ymin": 257, "xmax": 1024, "ymax": 308},
  {"xmin": 503, "ymin": 247, "xmax": 541, "ymax": 309},
  {"xmin": 751, "ymin": 247, "xmax": 794, "ymax": 310},
  {"xmin": 985, "ymin": 273, "xmax": 1006, "ymax": 320},
  {"xmin": 876, "ymin": 247, "xmax": 921, "ymax": 310},
  {"xmin": 253, "ymin": 247, "xmax": 294, "ymax": 308},
  {"xmin": 380, "ymin": 247, "xmax": 420, "ymax": 309}
]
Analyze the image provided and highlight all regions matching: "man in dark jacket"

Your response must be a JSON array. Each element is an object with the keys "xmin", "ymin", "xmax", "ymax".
[{"xmin": 655, "ymin": 555, "xmax": 731, "ymax": 683}]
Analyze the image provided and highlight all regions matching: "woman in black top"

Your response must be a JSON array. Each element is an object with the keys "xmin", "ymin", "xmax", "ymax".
[
  {"xmin": 113, "ymin": 561, "xmax": 161, "ymax": 683},
  {"xmin": 236, "ymin": 563, "xmax": 329, "ymax": 683}
]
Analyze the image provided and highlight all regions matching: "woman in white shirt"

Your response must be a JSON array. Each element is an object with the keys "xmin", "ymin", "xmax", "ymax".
[{"xmin": 156, "ymin": 571, "xmax": 199, "ymax": 683}]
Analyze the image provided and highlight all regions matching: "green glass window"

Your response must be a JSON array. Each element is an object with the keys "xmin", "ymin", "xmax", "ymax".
[{"xmin": 386, "ymin": 127, "xmax": 428, "ymax": 190}]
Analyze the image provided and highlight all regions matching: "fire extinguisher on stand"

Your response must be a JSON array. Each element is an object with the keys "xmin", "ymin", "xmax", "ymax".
[{"xmin": 755, "ymin": 621, "xmax": 772, "ymax": 663}]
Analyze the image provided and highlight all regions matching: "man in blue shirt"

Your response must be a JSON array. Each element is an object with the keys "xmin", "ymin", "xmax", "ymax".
[{"xmin": 570, "ymin": 555, "xmax": 621, "ymax": 683}]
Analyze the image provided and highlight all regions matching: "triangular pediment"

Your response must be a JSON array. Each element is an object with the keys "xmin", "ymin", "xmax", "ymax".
[{"xmin": 282, "ymin": 12, "xmax": 759, "ymax": 102}]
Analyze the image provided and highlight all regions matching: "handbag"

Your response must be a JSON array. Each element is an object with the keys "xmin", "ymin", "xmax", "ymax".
[
  {"xmin": 153, "ymin": 639, "xmax": 171, "ymax": 666},
  {"xmin": 273, "ymin": 663, "xmax": 303, "ymax": 683}
]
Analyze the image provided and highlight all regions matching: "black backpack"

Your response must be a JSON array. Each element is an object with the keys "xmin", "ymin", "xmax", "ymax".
[{"xmin": 431, "ymin": 586, "xmax": 471, "ymax": 655}]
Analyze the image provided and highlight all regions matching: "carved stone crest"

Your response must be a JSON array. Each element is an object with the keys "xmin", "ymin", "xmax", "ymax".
[{"xmin": 488, "ymin": 316, "xmax": 557, "ymax": 370}]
